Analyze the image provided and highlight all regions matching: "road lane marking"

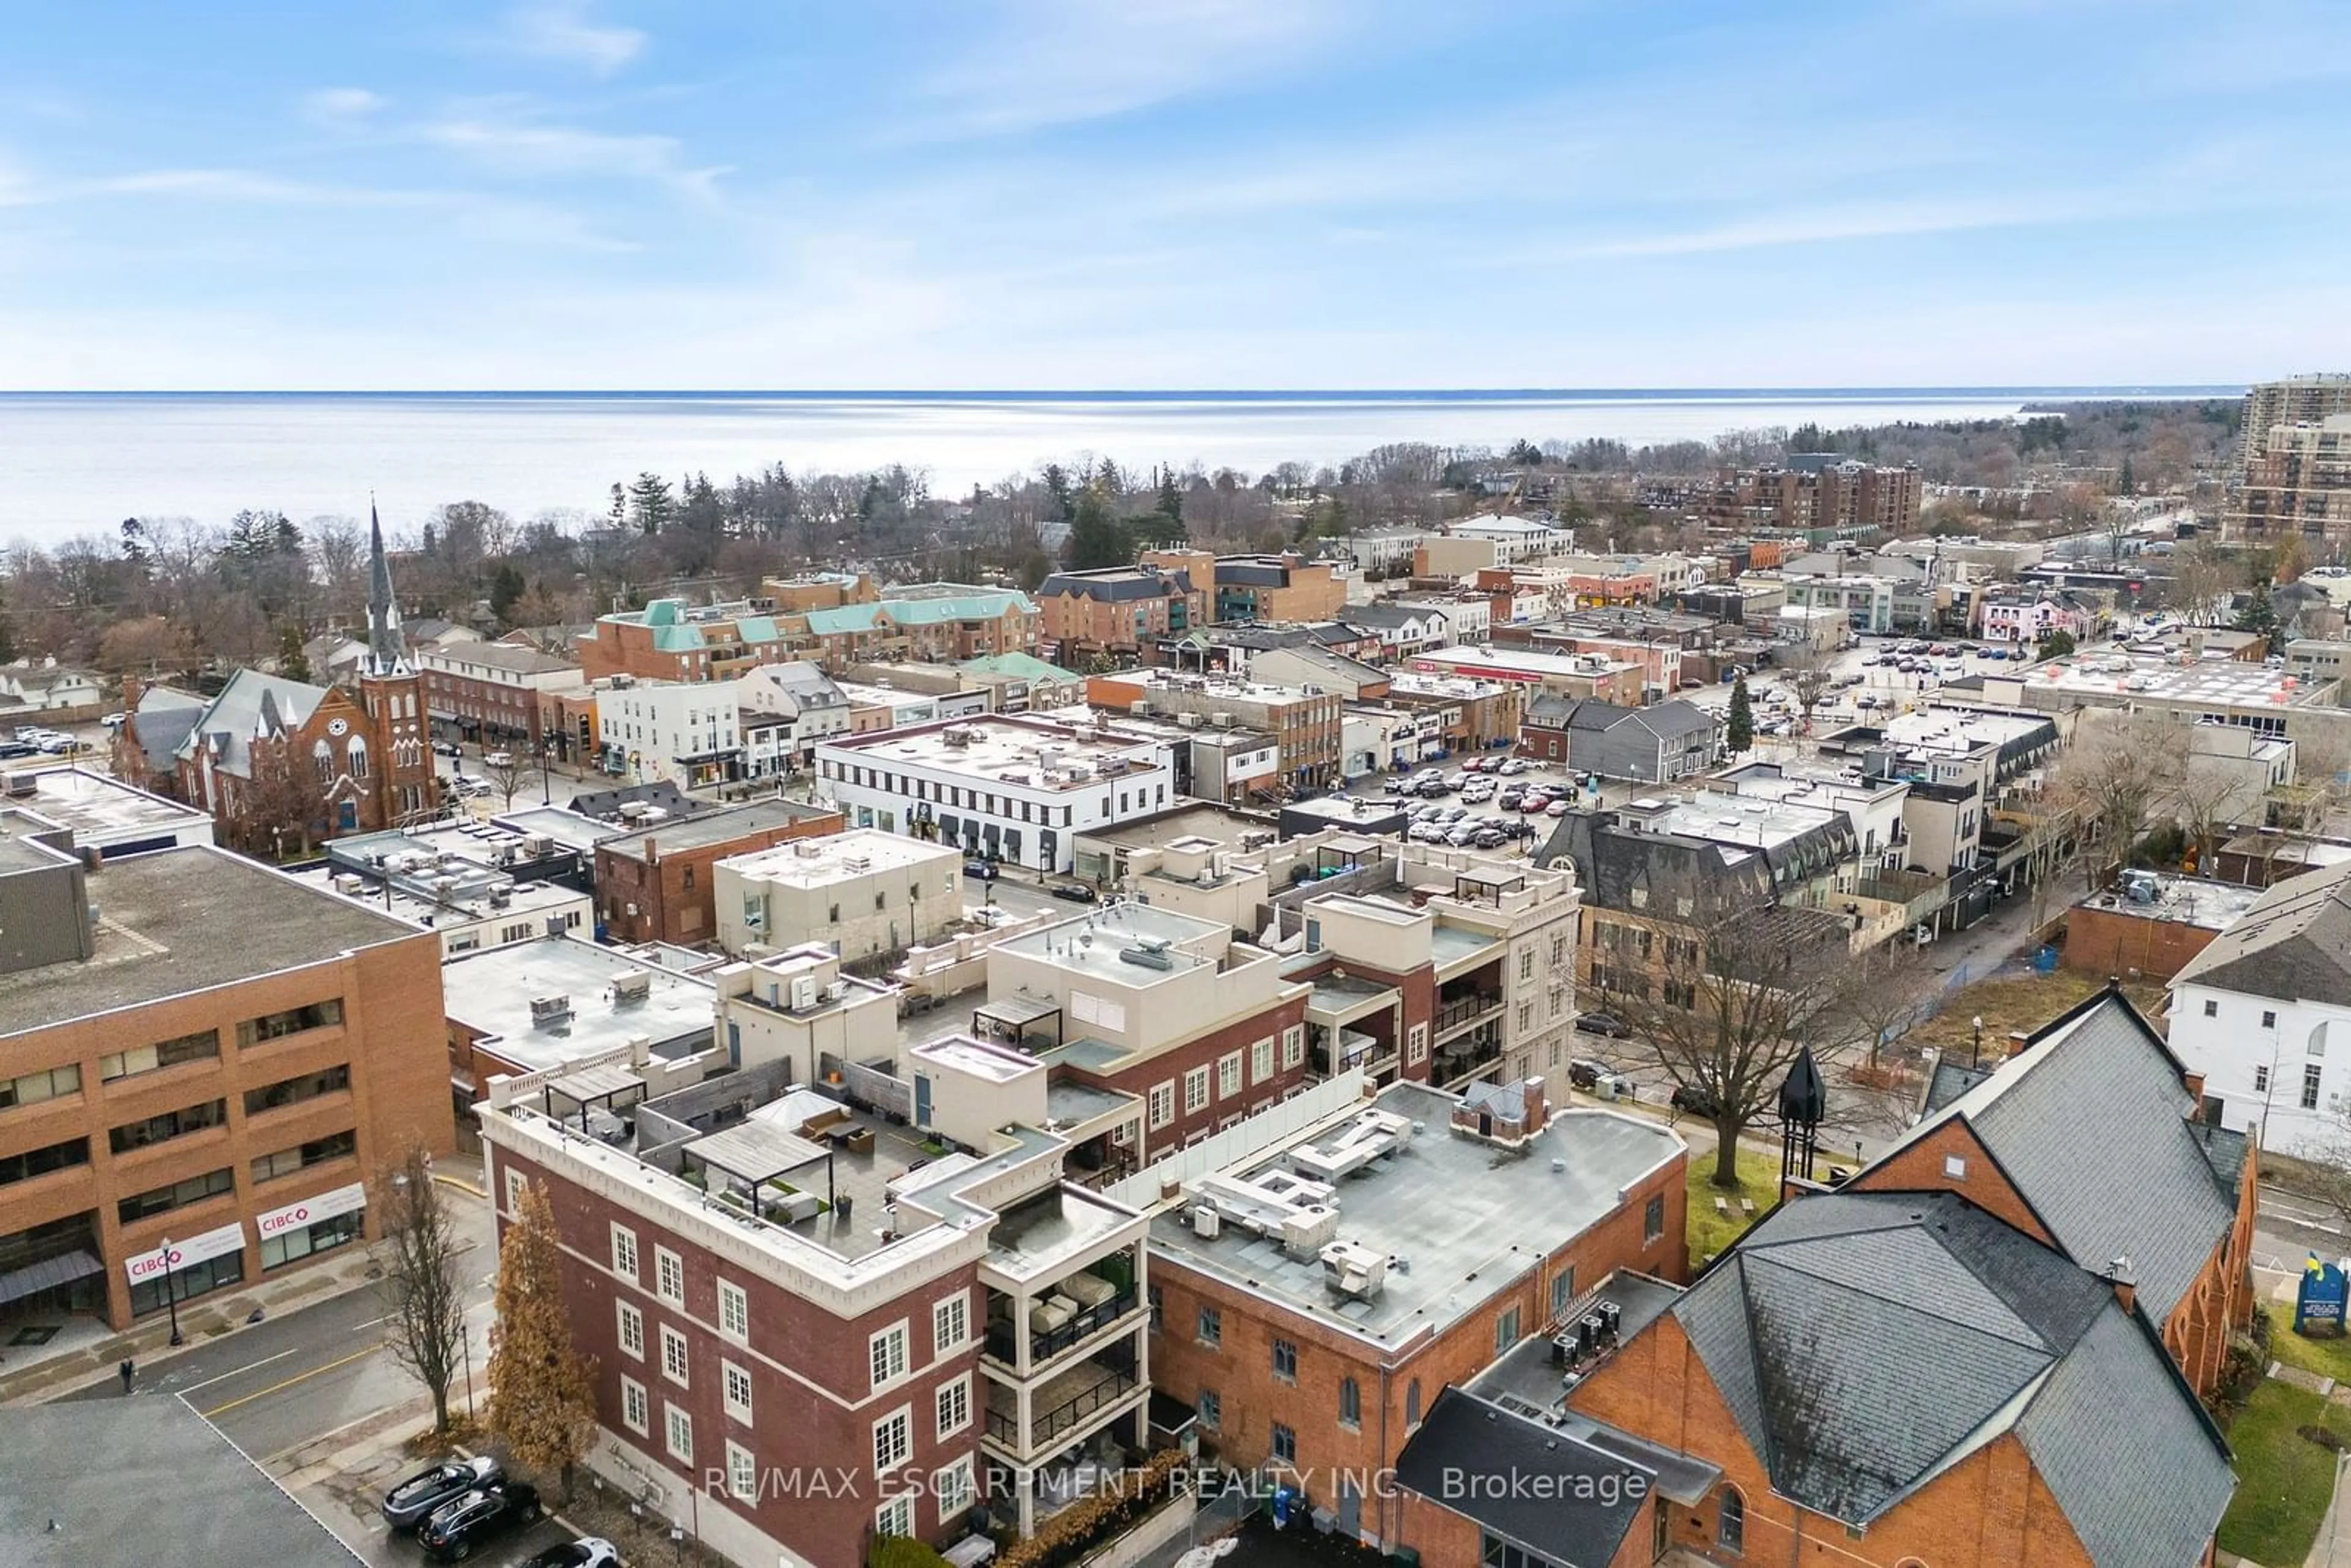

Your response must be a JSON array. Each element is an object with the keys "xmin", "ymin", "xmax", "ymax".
[
  {"xmin": 179, "ymin": 1345, "xmax": 301, "ymax": 1395},
  {"xmin": 203, "ymin": 1343, "xmax": 381, "ymax": 1416}
]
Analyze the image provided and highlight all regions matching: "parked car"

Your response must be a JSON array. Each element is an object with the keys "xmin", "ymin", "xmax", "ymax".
[
  {"xmin": 1545, "ymin": 798, "xmax": 1572, "ymax": 817},
  {"xmin": 516, "ymin": 1542, "xmax": 622, "ymax": 1568},
  {"xmin": 0, "ymin": 743, "xmax": 34, "ymax": 759},
  {"xmin": 383, "ymin": 1455, "xmax": 503, "ymax": 1532},
  {"xmin": 1670, "ymin": 1079, "xmax": 1722, "ymax": 1117},
  {"xmin": 432, "ymin": 740, "xmax": 463, "ymax": 759},
  {"xmin": 1498, "ymin": 759, "xmax": 1529, "ymax": 775},
  {"xmin": 1575, "ymin": 1011, "xmax": 1632, "ymax": 1038},
  {"xmin": 417, "ymin": 1479, "xmax": 544, "ymax": 1562},
  {"xmin": 1472, "ymin": 829, "xmax": 1506, "ymax": 849},
  {"xmin": 482, "ymin": 749, "xmax": 514, "ymax": 767},
  {"xmin": 962, "ymin": 860, "xmax": 997, "ymax": 881},
  {"xmin": 1050, "ymin": 882, "xmax": 1099, "ymax": 903}
]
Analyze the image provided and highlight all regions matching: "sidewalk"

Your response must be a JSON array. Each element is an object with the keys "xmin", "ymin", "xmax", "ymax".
[{"xmin": 0, "ymin": 1150, "xmax": 492, "ymax": 1407}]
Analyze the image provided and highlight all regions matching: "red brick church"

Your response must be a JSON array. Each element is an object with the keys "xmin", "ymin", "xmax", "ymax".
[{"xmin": 114, "ymin": 507, "xmax": 439, "ymax": 854}]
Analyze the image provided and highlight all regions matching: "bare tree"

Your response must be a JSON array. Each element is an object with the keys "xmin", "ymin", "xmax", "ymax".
[
  {"xmin": 1608, "ymin": 907, "xmax": 1863, "ymax": 1188},
  {"xmin": 2167, "ymin": 544, "xmax": 2234, "ymax": 627},
  {"xmin": 375, "ymin": 1142, "xmax": 471, "ymax": 1434},
  {"xmin": 1780, "ymin": 647, "xmax": 1836, "ymax": 738},
  {"xmin": 2046, "ymin": 713, "xmax": 2181, "ymax": 892},
  {"xmin": 1834, "ymin": 939, "xmax": 1932, "ymax": 1078},
  {"xmin": 480, "ymin": 750, "xmax": 541, "ymax": 809}
]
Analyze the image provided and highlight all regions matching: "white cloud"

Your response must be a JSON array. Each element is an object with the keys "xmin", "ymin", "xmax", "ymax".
[
  {"xmin": 419, "ymin": 117, "xmax": 725, "ymax": 198},
  {"xmin": 303, "ymin": 87, "xmax": 386, "ymax": 121},
  {"xmin": 500, "ymin": 1, "xmax": 645, "ymax": 76},
  {"xmin": 908, "ymin": 0, "xmax": 1340, "ymax": 137}
]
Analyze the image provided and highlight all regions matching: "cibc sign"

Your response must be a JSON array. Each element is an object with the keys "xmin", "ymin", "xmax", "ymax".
[
  {"xmin": 122, "ymin": 1220, "xmax": 246, "ymax": 1283},
  {"xmin": 255, "ymin": 1180, "xmax": 368, "ymax": 1240}
]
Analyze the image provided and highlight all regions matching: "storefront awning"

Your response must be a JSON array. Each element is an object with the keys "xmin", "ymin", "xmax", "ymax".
[{"xmin": 0, "ymin": 1250, "xmax": 103, "ymax": 1307}]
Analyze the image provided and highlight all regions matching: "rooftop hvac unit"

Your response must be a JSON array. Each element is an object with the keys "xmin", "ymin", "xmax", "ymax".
[
  {"xmin": 1177, "ymin": 713, "xmax": 1202, "ymax": 729},
  {"xmin": 1212, "ymin": 712, "xmax": 1235, "ymax": 727},
  {"xmin": 1320, "ymin": 1239, "xmax": 1390, "ymax": 1299},
  {"xmin": 611, "ymin": 969, "xmax": 653, "ymax": 1002},
  {"xmin": 522, "ymin": 834, "xmax": 554, "ymax": 857},
  {"xmin": 542, "ymin": 914, "xmax": 569, "ymax": 937},
  {"xmin": 1130, "ymin": 702, "xmax": 1152, "ymax": 718},
  {"xmin": 432, "ymin": 878, "xmax": 459, "ymax": 902},
  {"xmin": 943, "ymin": 728, "xmax": 975, "ymax": 748},
  {"xmin": 1117, "ymin": 937, "xmax": 1176, "ymax": 970},
  {"xmin": 488, "ymin": 887, "xmax": 512, "ymax": 909},
  {"xmin": 842, "ymin": 855, "xmax": 871, "ymax": 872},
  {"xmin": 826, "ymin": 979, "xmax": 849, "ymax": 1002},
  {"xmin": 789, "ymin": 975, "xmax": 819, "ymax": 1011},
  {"xmin": 331, "ymin": 873, "xmax": 367, "ymax": 896},
  {"xmin": 529, "ymin": 994, "xmax": 572, "ymax": 1024},
  {"xmin": 1190, "ymin": 1205, "xmax": 1221, "ymax": 1239},
  {"xmin": 1, "ymin": 773, "xmax": 37, "ymax": 798}
]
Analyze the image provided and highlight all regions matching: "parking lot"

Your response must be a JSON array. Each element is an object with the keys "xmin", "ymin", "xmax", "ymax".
[{"xmin": 291, "ymin": 1444, "xmax": 582, "ymax": 1568}]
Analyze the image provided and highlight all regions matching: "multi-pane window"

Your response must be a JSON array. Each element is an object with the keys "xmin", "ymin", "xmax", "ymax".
[
  {"xmin": 1199, "ymin": 1388, "xmax": 1221, "ymax": 1430},
  {"xmin": 117, "ymin": 1166, "xmax": 235, "ymax": 1225},
  {"xmin": 612, "ymin": 1225, "xmax": 639, "ymax": 1280},
  {"xmin": 872, "ymin": 1409, "xmax": 912, "ymax": 1473},
  {"xmin": 620, "ymin": 1376, "xmax": 648, "ymax": 1436},
  {"xmin": 936, "ymin": 1375, "xmax": 972, "ymax": 1439},
  {"xmin": 1338, "ymin": 1376, "xmax": 1360, "ymax": 1428},
  {"xmin": 242, "ymin": 1064, "xmax": 350, "ymax": 1116},
  {"xmin": 1184, "ymin": 1067, "xmax": 1210, "ymax": 1114},
  {"xmin": 1282, "ymin": 1025, "xmax": 1305, "ymax": 1069},
  {"xmin": 876, "ymin": 1496, "xmax": 915, "ymax": 1541},
  {"xmin": 1494, "ymin": 1306, "xmax": 1521, "ymax": 1357},
  {"xmin": 1482, "ymin": 1531, "xmax": 1568, "ymax": 1568},
  {"xmin": 250, "ymin": 1130, "xmax": 356, "ymax": 1183},
  {"xmin": 1551, "ymin": 1267, "xmax": 1577, "ymax": 1318},
  {"xmin": 724, "ymin": 1360, "xmax": 754, "ymax": 1424},
  {"xmin": 656, "ymin": 1247, "xmax": 685, "ymax": 1305},
  {"xmin": 0, "ymin": 1063, "xmax": 80, "ymax": 1109},
  {"xmin": 666, "ymin": 1403, "xmax": 693, "ymax": 1463},
  {"xmin": 661, "ymin": 1324, "xmax": 689, "ymax": 1386},
  {"xmin": 727, "ymin": 1441, "xmax": 757, "ymax": 1502},
  {"xmin": 108, "ymin": 1099, "xmax": 227, "ymax": 1154},
  {"xmin": 1644, "ymin": 1193, "xmax": 1666, "ymax": 1243},
  {"xmin": 934, "ymin": 1292, "xmax": 969, "ymax": 1354},
  {"xmin": 236, "ymin": 999, "xmax": 344, "ymax": 1048},
  {"xmin": 99, "ymin": 1030, "xmax": 218, "ymax": 1082},
  {"xmin": 1252, "ymin": 1038, "xmax": 1273, "ymax": 1083},
  {"xmin": 1272, "ymin": 1422, "xmax": 1297, "ymax": 1464},
  {"xmin": 871, "ymin": 1324, "xmax": 909, "ymax": 1390},
  {"xmin": 1272, "ymin": 1338, "xmax": 1297, "ymax": 1382},
  {"xmin": 2257, "ymin": 1065, "xmax": 2272, "ymax": 1094},
  {"xmin": 617, "ymin": 1300, "xmax": 645, "ymax": 1359},
  {"xmin": 936, "ymin": 1457, "xmax": 975, "ymax": 1522},
  {"xmin": 718, "ymin": 1279, "xmax": 749, "ymax": 1340},
  {"xmin": 1218, "ymin": 1052, "xmax": 1242, "ymax": 1100},
  {"xmin": 1149, "ymin": 1082, "xmax": 1175, "ymax": 1129},
  {"xmin": 1198, "ymin": 1307, "xmax": 1221, "ymax": 1346},
  {"xmin": 2306, "ymin": 1063, "xmax": 2325, "ymax": 1111}
]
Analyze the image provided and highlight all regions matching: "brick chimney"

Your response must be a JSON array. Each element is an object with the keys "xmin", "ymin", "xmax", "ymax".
[
  {"xmin": 1523, "ymin": 1076, "xmax": 1549, "ymax": 1136},
  {"xmin": 2183, "ymin": 1070, "xmax": 2207, "ymax": 1103},
  {"xmin": 2006, "ymin": 1030, "xmax": 2032, "ymax": 1060}
]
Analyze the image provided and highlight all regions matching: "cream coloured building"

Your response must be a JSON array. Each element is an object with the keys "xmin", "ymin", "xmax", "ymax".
[{"xmin": 714, "ymin": 827, "xmax": 964, "ymax": 959}]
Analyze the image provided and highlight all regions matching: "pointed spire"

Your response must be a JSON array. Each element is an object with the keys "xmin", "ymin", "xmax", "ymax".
[{"xmin": 366, "ymin": 497, "xmax": 410, "ymax": 678}]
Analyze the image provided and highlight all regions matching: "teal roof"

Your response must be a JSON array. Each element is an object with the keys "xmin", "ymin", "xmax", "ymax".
[
  {"xmin": 733, "ymin": 615, "xmax": 781, "ymax": 643},
  {"xmin": 888, "ymin": 590, "xmax": 1037, "ymax": 625},
  {"xmin": 959, "ymin": 651, "xmax": 1065, "ymax": 680},
  {"xmin": 804, "ymin": 603, "xmax": 885, "ymax": 636},
  {"xmin": 642, "ymin": 598, "xmax": 683, "ymax": 626},
  {"xmin": 652, "ymin": 624, "xmax": 707, "ymax": 652}
]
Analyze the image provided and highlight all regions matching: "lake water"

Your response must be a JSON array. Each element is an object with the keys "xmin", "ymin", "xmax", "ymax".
[{"xmin": 0, "ymin": 387, "xmax": 2232, "ymax": 547}]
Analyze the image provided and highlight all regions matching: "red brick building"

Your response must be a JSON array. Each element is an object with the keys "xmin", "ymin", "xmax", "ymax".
[
  {"xmin": 112, "ymin": 510, "xmax": 437, "ymax": 853},
  {"xmin": 1146, "ymin": 1082, "xmax": 1685, "ymax": 1546},
  {"xmin": 594, "ymin": 798, "xmax": 844, "ymax": 946},
  {"xmin": 479, "ymin": 1030, "xmax": 1155, "ymax": 1565},
  {"xmin": 418, "ymin": 640, "xmax": 579, "ymax": 749}
]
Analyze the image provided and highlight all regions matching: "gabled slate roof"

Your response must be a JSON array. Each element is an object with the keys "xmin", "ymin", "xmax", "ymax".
[
  {"xmin": 1393, "ymin": 1389, "xmax": 1654, "ymax": 1568},
  {"xmin": 2170, "ymin": 860, "xmax": 2351, "ymax": 1006},
  {"xmin": 1873, "ymin": 988, "xmax": 2239, "ymax": 1323},
  {"xmin": 1673, "ymin": 1191, "xmax": 2232, "ymax": 1564},
  {"xmin": 129, "ymin": 686, "xmax": 208, "ymax": 776},
  {"xmin": 171, "ymin": 670, "xmax": 331, "ymax": 779}
]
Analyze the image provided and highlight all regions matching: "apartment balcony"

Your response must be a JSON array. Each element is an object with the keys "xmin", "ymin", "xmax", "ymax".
[
  {"xmin": 1432, "ymin": 992, "xmax": 1505, "ymax": 1042},
  {"xmin": 984, "ymin": 1283, "xmax": 1142, "ymax": 1369},
  {"xmin": 1433, "ymin": 1022, "xmax": 1505, "ymax": 1091},
  {"xmin": 983, "ymin": 1354, "xmax": 1146, "ymax": 1461}
]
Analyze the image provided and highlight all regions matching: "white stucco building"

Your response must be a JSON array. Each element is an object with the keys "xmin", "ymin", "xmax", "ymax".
[{"xmin": 2169, "ymin": 862, "xmax": 2351, "ymax": 1152}]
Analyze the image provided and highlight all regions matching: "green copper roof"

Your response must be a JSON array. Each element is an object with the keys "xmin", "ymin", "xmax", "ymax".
[
  {"xmin": 959, "ymin": 651, "xmax": 1065, "ymax": 680},
  {"xmin": 804, "ymin": 603, "xmax": 885, "ymax": 636},
  {"xmin": 733, "ymin": 615, "xmax": 781, "ymax": 643}
]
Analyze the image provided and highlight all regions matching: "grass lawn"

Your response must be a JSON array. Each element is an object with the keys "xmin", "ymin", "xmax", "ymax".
[
  {"xmin": 2267, "ymin": 1304, "xmax": 2351, "ymax": 1387},
  {"xmin": 1904, "ymin": 970, "xmax": 2169, "ymax": 1062},
  {"xmin": 2219, "ymin": 1379, "xmax": 2351, "ymax": 1566},
  {"xmin": 1686, "ymin": 1142, "xmax": 1778, "ymax": 1272}
]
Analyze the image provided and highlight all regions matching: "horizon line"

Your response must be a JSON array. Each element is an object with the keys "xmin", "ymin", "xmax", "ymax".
[{"xmin": 0, "ymin": 383, "xmax": 2249, "ymax": 400}]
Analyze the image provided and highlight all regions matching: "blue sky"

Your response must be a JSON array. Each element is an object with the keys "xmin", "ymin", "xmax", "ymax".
[{"xmin": 2, "ymin": 0, "xmax": 2347, "ymax": 389}]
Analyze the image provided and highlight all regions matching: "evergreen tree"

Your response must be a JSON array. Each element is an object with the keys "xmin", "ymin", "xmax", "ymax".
[
  {"xmin": 2037, "ymin": 628, "xmax": 2076, "ymax": 659},
  {"xmin": 489, "ymin": 563, "xmax": 526, "ymax": 625},
  {"xmin": 1156, "ymin": 467, "xmax": 1183, "ymax": 527},
  {"xmin": 2117, "ymin": 454, "xmax": 2135, "ymax": 495},
  {"xmin": 486, "ymin": 1181, "xmax": 599, "ymax": 1500},
  {"xmin": 279, "ymin": 625, "xmax": 312, "ymax": 682},
  {"xmin": 2236, "ymin": 580, "xmax": 2278, "ymax": 636},
  {"xmin": 1063, "ymin": 490, "xmax": 1131, "ymax": 571},
  {"xmin": 1725, "ymin": 675, "xmax": 1755, "ymax": 753},
  {"xmin": 625, "ymin": 471, "xmax": 675, "ymax": 535},
  {"xmin": 1040, "ymin": 463, "xmax": 1073, "ymax": 522}
]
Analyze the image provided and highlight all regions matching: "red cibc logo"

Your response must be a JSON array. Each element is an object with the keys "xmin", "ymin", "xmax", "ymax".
[{"xmin": 260, "ymin": 1206, "xmax": 310, "ymax": 1237}]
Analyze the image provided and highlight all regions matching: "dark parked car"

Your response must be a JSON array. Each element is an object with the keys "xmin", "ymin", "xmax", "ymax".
[
  {"xmin": 417, "ymin": 1479, "xmax": 543, "ymax": 1562},
  {"xmin": 1574, "ymin": 1011, "xmax": 1631, "ymax": 1038},
  {"xmin": 0, "ymin": 742, "xmax": 35, "ymax": 759},
  {"xmin": 1670, "ymin": 1079, "xmax": 1722, "ymax": 1117},
  {"xmin": 382, "ymin": 1455, "xmax": 501, "ymax": 1532},
  {"xmin": 962, "ymin": 860, "xmax": 997, "ymax": 881},
  {"xmin": 1049, "ymin": 882, "xmax": 1099, "ymax": 903}
]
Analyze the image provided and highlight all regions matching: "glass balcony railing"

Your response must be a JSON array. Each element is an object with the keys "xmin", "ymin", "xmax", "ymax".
[{"xmin": 984, "ymin": 1285, "xmax": 1141, "ymax": 1367}]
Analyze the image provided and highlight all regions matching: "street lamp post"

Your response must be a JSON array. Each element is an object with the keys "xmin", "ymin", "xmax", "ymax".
[
  {"xmin": 157, "ymin": 1236, "xmax": 183, "ymax": 1347},
  {"xmin": 1970, "ymin": 1014, "xmax": 1985, "ymax": 1069}
]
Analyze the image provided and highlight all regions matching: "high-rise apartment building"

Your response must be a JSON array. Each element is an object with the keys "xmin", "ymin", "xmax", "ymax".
[
  {"xmin": 2229, "ymin": 414, "xmax": 2351, "ymax": 544},
  {"xmin": 2243, "ymin": 373, "xmax": 2351, "ymax": 471}
]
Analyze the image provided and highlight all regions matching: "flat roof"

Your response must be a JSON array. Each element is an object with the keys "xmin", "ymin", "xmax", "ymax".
[
  {"xmin": 986, "ymin": 1185, "xmax": 1139, "ymax": 1280},
  {"xmin": 1150, "ymin": 1085, "xmax": 1681, "ymax": 1345},
  {"xmin": 598, "ymin": 797, "xmax": 839, "ymax": 861},
  {"xmin": 2, "ymin": 766, "xmax": 208, "ymax": 843},
  {"xmin": 1076, "ymin": 802, "xmax": 1275, "ymax": 851},
  {"xmin": 0, "ymin": 846, "xmax": 422, "ymax": 1038},
  {"xmin": 720, "ymin": 827, "xmax": 961, "ymax": 887},
  {"xmin": 910, "ymin": 1033, "xmax": 1038, "ymax": 1084},
  {"xmin": 2027, "ymin": 653, "xmax": 2317, "ymax": 706},
  {"xmin": 0, "ymin": 1398, "xmax": 363, "ymax": 1568},
  {"xmin": 820, "ymin": 717, "xmax": 1165, "ymax": 790},
  {"xmin": 991, "ymin": 902, "xmax": 1226, "ymax": 985},
  {"xmin": 2077, "ymin": 874, "xmax": 2268, "ymax": 931},
  {"xmin": 490, "ymin": 805, "xmax": 632, "ymax": 852},
  {"xmin": 288, "ymin": 863, "xmax": 585, "ymax": 930},
  {"xmin": 444, "ymin": 934, "xmax": 715, "ymax": 1071},
  {"xmin": 1635, "ymin": 792, "xmax": 1847, "ymax": 851}
]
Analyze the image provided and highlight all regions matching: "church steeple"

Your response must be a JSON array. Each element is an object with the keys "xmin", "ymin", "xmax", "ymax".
[{"xmin": 365, "ymin": 498, "xmax": 411, "ymax": 678}]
